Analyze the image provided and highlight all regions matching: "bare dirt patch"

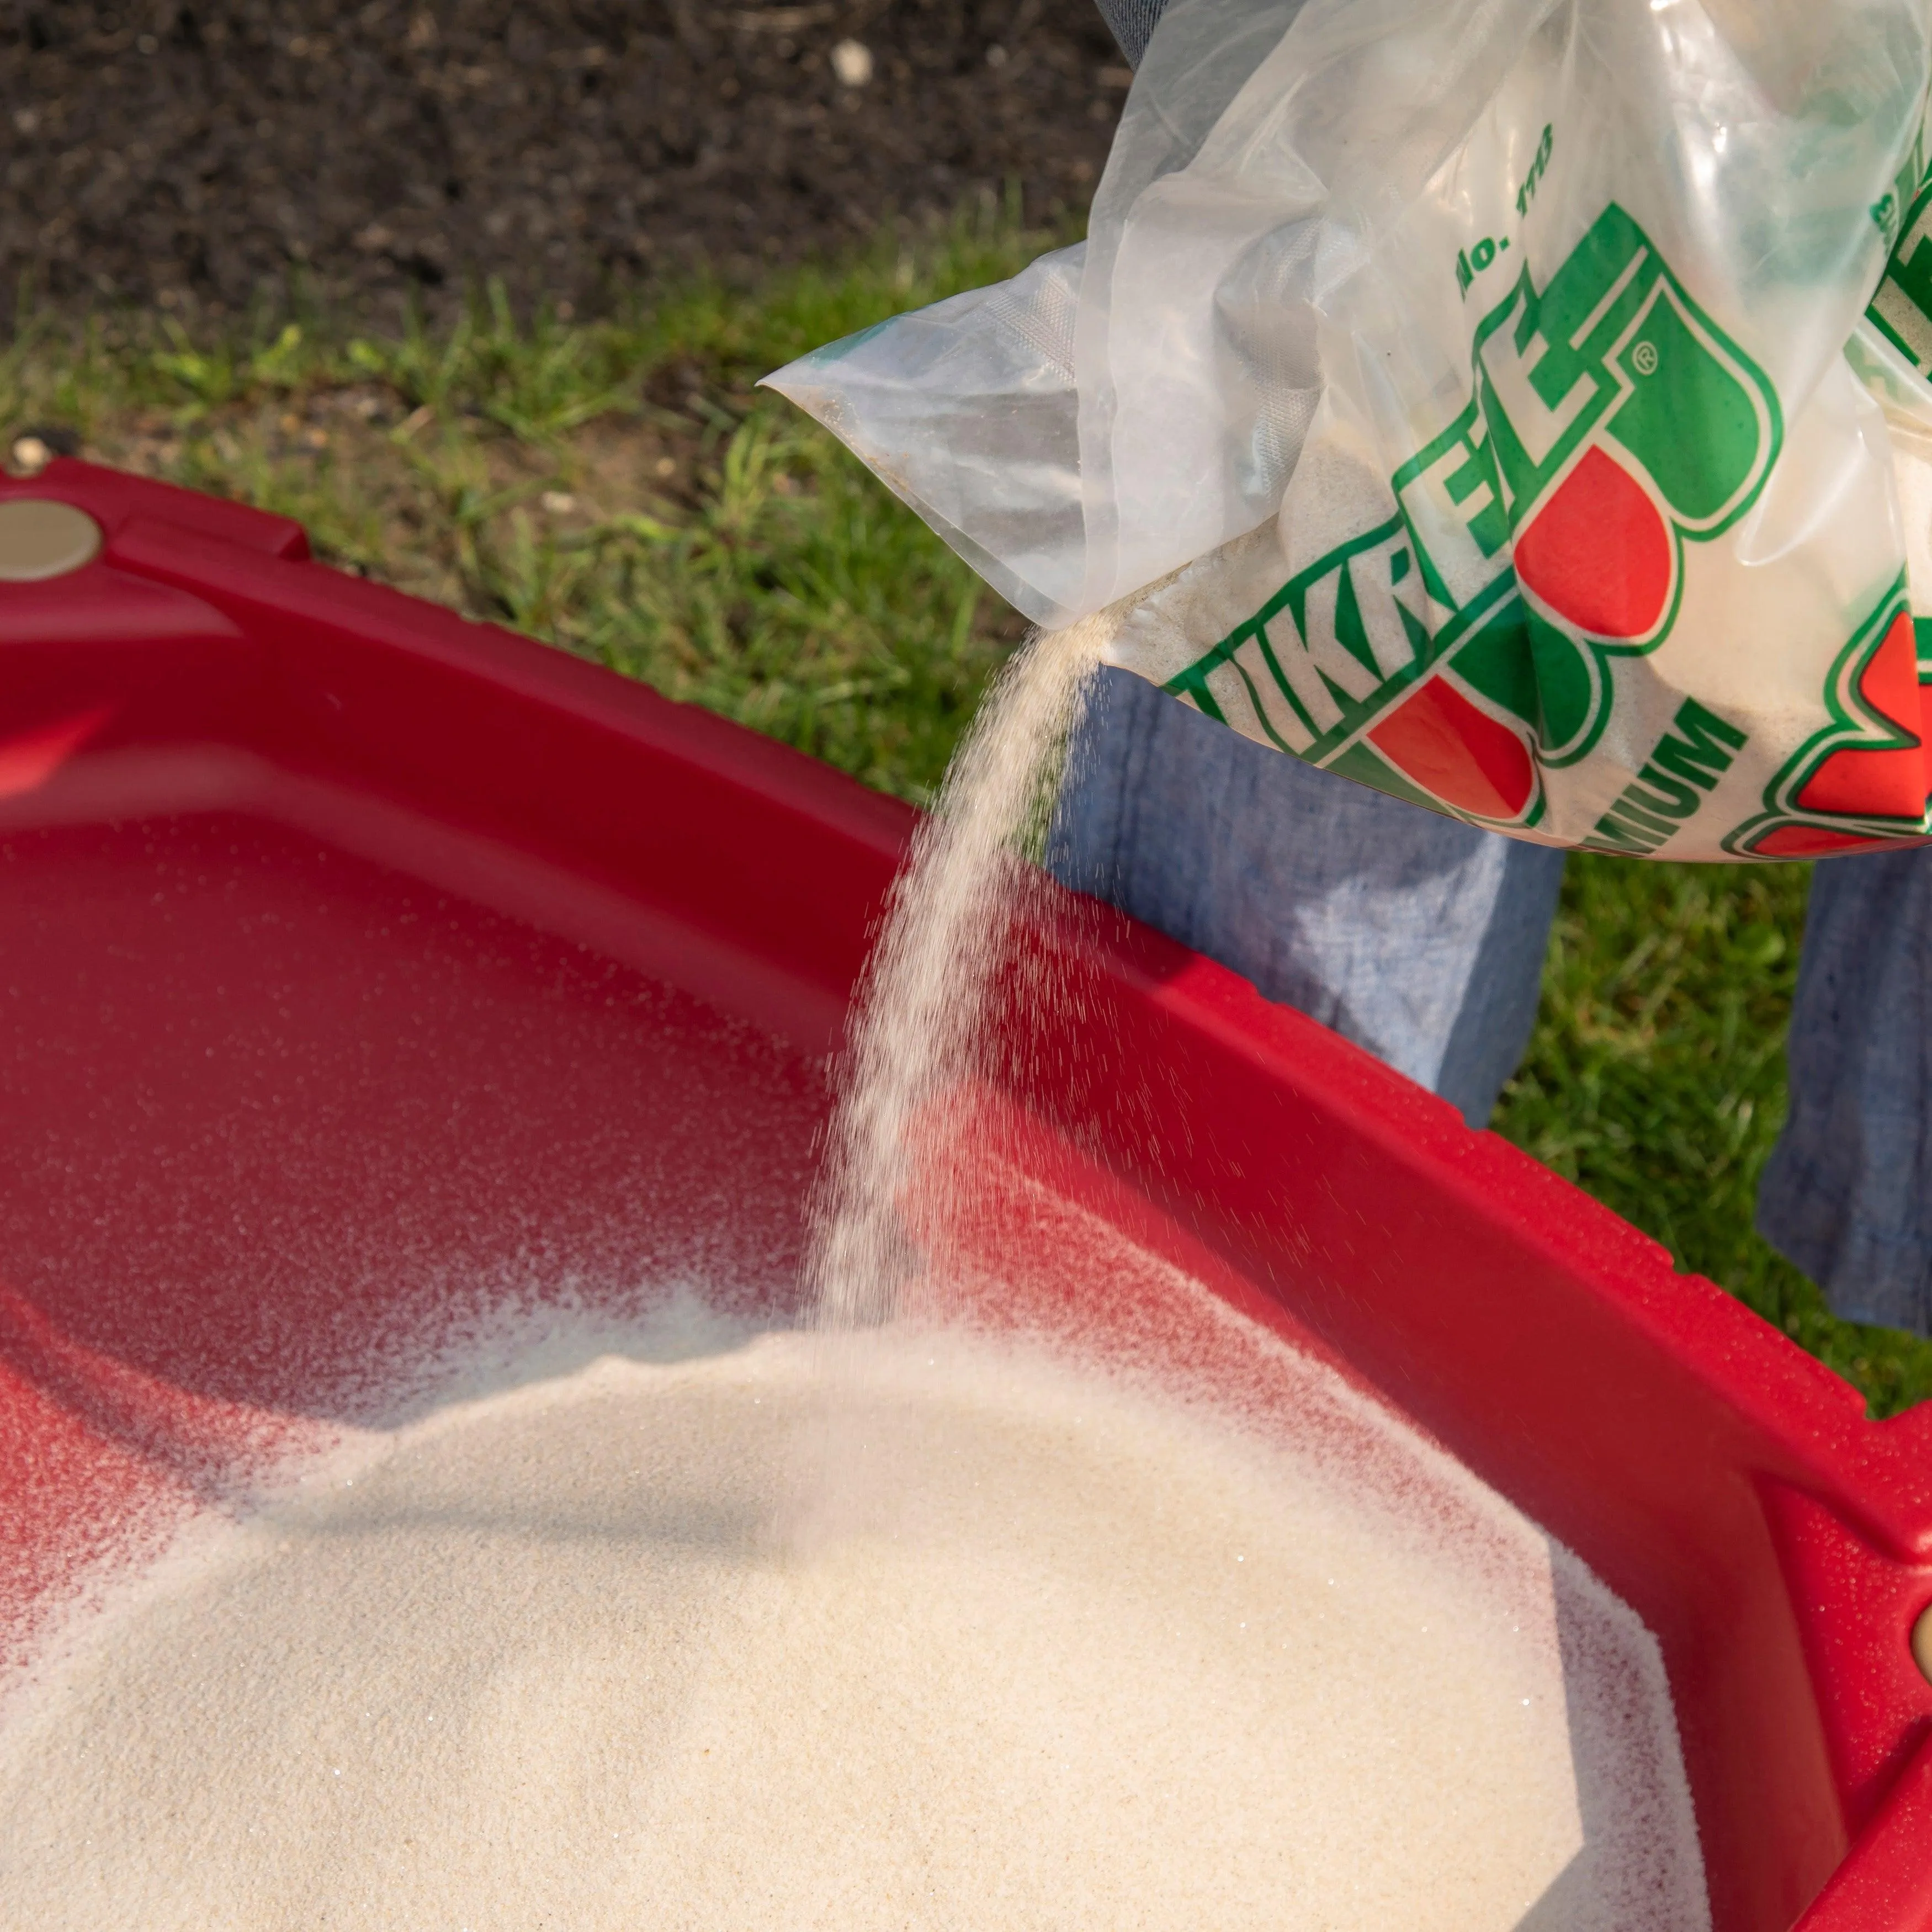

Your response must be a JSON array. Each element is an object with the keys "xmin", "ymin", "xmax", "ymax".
[{"xmin": 2, "ymin": 0, "xmax": 1124, "ymax": 321}]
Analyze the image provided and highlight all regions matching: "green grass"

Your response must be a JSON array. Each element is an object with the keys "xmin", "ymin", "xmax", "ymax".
[
  {"xmin": 2, "ymin": 200, "xmax": 1059, "ymax": 803},
  {"xmin": 7, "ymin": 211, "xmax": 1931, "ymax": 1413}
]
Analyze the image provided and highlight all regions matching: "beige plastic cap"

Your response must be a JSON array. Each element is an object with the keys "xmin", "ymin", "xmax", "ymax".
[
  {"xmin": 0, "ymin": 498, "xmax": 103, "ymax": 581},
  {"xmin": 1914, "ymin": 1601, "xmax": 1932, "ymax": 1686}
]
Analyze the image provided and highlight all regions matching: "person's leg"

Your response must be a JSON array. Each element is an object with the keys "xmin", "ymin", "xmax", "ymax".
[
  {"xmin": 1047, "ymin": 667, "xmax": 1567, "ymax": 1126},
  {"xmin": 1757, "ymin": 848, "xmax": 1932, "ymax": 1336}
]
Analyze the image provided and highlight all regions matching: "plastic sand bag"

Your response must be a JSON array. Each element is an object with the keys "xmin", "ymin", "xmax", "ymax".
[{"xmin": 767, "ymin": 0, "xmax": 1932, "ymax": 859}]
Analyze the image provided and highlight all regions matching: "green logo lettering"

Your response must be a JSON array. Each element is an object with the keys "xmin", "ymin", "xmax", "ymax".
[{"xmin": 1167, "ymin": 202, "xmax": 1782, "ymax": 835}]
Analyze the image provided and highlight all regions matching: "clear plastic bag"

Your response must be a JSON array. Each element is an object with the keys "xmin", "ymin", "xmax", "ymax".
[{"xmin": 767, "ymin": 0, "xmax": 1932, "ymax": 859}]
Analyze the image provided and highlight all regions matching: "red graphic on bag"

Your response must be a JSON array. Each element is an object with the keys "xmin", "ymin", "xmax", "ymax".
[
  {"xmin": 1793, "ymin": 611, "xmax": 1930, "ymax": 821},
  {"xmin": 1512, "ymin": 445, "xmax": 1674, "ymax": 643},
  {"xmin": 1735, "ymin": 600, "xmax": 1932, "ymax": 858},
  {"xmin": 1367, "ymin": 674, "xmax": 1536, "ymax": 820},
  {"xmin": 1749, "ymin": 823, "xmax": 1903, "ymax": 858}
]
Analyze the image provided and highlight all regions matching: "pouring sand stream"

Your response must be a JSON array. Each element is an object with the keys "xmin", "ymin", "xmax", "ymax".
[{"xmin": 802, "ymin": 615, "xmax": 1109, "ymax": 1336}]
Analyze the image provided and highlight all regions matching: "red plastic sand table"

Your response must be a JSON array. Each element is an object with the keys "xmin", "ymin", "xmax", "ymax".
[{"xmin": 0, "ymin": 463, "xmax": 1927, "ymax": 1930}]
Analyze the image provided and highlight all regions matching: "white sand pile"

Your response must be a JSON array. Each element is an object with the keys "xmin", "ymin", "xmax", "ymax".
[{"xmin": 0, "ymin": 1291, "xmax": 1707, "ymax": 1932}]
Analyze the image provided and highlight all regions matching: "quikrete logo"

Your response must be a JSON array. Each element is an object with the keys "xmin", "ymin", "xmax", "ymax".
[
  {"xmin": 1467, "ymin": 200, "xmax": 1779, "ymax": 750},
  {"xmin": 1583, "ymin": 700, "xmax": 1747, "ymax": 855},
  {"xmin": 1165, "ymin": 200, "xmax": 1782, "ymax": 831}
]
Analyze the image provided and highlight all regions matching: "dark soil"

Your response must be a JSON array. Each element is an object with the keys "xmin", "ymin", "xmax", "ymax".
[{"xmin": 1, "ymin": 0, "xmax": 1126, "ymax": 320}]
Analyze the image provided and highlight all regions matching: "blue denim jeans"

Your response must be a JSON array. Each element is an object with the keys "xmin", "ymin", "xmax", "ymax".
[
  {"xmin": 1049, "ymin": 668, "xmax": 1932, "ymax": 1336},
  {"xmin": 1048, "ymin": 670, "xmax": 1566, "ymax": 1124},
  {"xmin": 1756, "ymin": 853, "xmax": 1932, "ymax": 1334},
  {"xmin": 1091, "ymin": 0, "xmax": 1167, "ymax": 62}
]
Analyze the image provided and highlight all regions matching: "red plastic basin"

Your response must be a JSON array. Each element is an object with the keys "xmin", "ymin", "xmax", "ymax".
[{"xmin": 0, "ymin": 460, "xmax": 1928, "ymax": 1932}]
